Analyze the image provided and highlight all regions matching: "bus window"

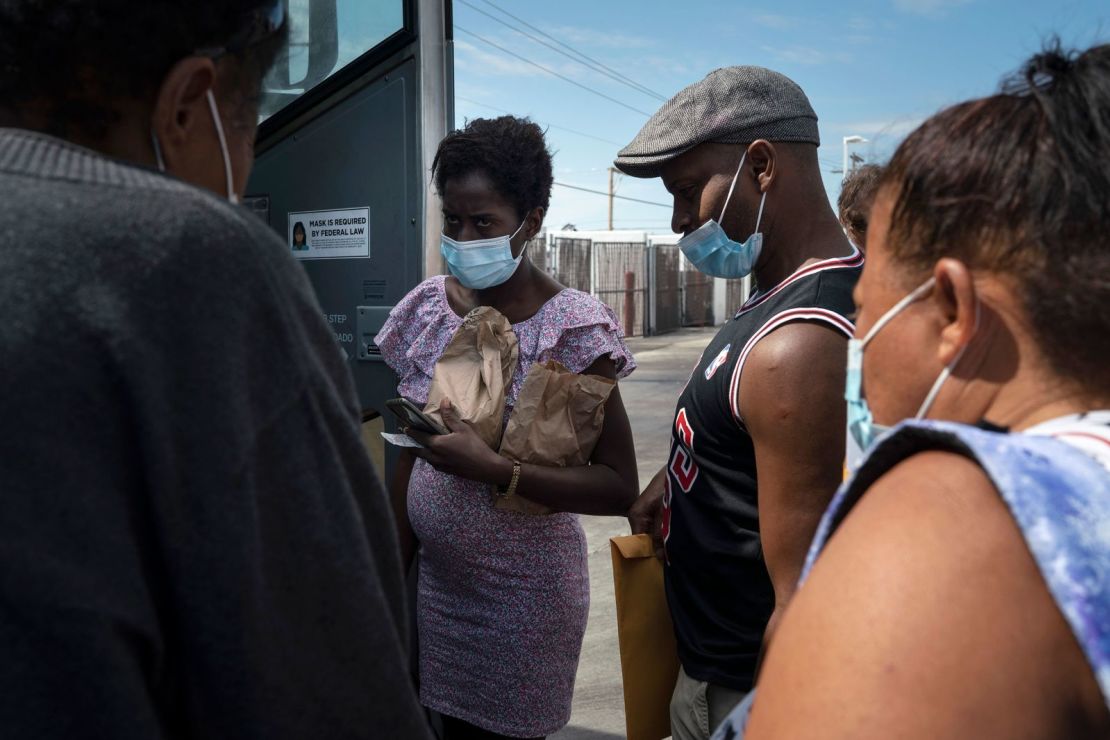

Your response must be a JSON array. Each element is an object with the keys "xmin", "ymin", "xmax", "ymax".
[{"xmin": 260, "ymin": 0, "xmax": 407, "ymax": 122}]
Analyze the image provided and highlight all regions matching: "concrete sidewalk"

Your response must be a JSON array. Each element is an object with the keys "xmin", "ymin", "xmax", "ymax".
[{"xmin": 552, "ymin": 327, "xmax": 718, "ymax": 740}]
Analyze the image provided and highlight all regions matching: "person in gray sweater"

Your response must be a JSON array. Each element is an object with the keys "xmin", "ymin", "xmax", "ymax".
[{"xmin": 0, "ymin": 2, "xmax": 431, "ymax": 738}]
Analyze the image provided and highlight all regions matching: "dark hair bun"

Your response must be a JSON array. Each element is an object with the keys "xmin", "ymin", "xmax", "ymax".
[{"xmin": 1021, "ymin": 42, "xmax": 1076, "ymax": 91}]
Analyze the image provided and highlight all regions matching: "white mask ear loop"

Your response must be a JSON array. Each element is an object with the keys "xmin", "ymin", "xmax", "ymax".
[
  {"xmin": 861, "ymin": 277, "xmax": 937, "ymax": 347},
  {"xmin": 510, "ymin": 218, "xmax": 528, "ymax": 257},
  {"xmin": 717, "ymin": 150, "xmax": 748, "ymax": 222},
  {"xmin": 205, "ymin": 90, "xmax": 238, "ymax": 204},
  {"xmin": 151, "ymin": 131, "xmax": 166, "ymax": 172},
  {"xmin": 509, "ymin": 219, "xmax": 527, "ymax": 241},
  {"xmin": 752, "ymin": 189, "xmax": 767, "ymax": 234},
  {"xmin": 915, "ymin": 293, "xmax": 982, "ymax": 420}
]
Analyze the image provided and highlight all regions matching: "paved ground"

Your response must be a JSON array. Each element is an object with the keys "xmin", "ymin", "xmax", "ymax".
[{"xmin": 552, "ymin": 327, "xmax": 717, "ymax": 740}]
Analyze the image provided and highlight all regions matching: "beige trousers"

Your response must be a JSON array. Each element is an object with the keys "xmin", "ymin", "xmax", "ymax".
[{"xmin": 669, "ymin": 665, "xmax": 748, "ymax": 740}]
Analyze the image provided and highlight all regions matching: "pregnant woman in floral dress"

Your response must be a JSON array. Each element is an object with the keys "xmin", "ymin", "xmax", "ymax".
[{"xmin": 375, "ymin": 116, "xmax": 638, "ymax": 740}]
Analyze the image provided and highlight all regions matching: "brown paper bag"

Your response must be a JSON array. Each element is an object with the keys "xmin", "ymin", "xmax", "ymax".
[
  {"xmin": 495, "ymin": 360, "xmax": 615, "ymax": 514},
  {"xmin": 611, "ymin": 534, "xmax": 679, "ymax": 740},
  {"xmin": 424, "ymin": 306, "xmax": 519, "ymax": 449}
]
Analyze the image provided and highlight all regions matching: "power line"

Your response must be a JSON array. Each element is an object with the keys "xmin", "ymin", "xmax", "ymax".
[
  {"xmin": 477, "ymin": 0, "xmax": 668, "ymax": 102},
  {"xmin": 456, "ymin": 26, "xmax": 653, "ymax": 117},
  {"xmin": 457, "ymin": 0, "xmax": 667, "ymax": 103},
  {"xmin": 455, "ymin": 95, "xmax": 624, "ymax": 146},
  {"xmin": 554, "ymin": 181, "xmax": 672, "ymax": 208}
]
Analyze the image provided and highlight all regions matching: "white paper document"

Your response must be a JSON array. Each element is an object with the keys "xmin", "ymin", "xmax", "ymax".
[{"xmin": 381, "ymin": 432, "xmax": 424, "ymax": 449}]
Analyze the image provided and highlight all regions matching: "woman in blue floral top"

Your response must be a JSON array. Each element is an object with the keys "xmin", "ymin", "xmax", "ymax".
[{"xmin": 722, "ymin": 42, "xmax": 1110, "ymax": 739}]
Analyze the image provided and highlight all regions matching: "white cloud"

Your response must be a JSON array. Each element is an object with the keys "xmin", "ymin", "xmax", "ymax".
[
  {"xmin": 892, "ymin": 0, "xmax": 972, "ymax": 17},
  {"xmin": 761, "ymin": 45, "xmax": 853, "ymax": 66}
]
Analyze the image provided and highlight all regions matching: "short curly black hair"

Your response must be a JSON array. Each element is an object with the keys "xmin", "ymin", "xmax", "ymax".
[
  {"xmin": 432, "ymin": 116, "xmax": 554, "ymax": 220},
  {"xmin": 0, "ymin": 1, "xmax": 286, "ymax": 137}
]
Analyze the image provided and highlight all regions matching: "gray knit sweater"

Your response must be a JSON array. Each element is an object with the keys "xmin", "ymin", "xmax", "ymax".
[{"xmin": 0, "ymin": 129, "xmax": 430, "ymax": 739}]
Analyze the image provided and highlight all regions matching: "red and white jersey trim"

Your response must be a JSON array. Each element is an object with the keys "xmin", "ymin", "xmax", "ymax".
[
  {"xmin": 728, "ymin": 307, "xmax": 856, "ymax": 425},
  {"xmin": 736, "ymin": 247, "xmax": 864, "ymax": 319},
  {"xmin": 1026, "ymin": 411, "xmax": 1110, "ymax": 471}
]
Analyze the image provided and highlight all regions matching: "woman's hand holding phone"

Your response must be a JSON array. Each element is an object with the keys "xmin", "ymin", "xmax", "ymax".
[{"xmin": 406, "ymin": 399, "xmax": 514, "ymax": 486}]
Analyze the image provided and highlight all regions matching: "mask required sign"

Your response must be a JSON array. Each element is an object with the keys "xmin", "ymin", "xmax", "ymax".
[{"xmin": 288, "ymin": 206, "xmax": 370, "ymax": 260}]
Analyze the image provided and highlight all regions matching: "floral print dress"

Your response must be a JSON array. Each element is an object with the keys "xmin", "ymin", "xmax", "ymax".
[{"xmin": 376, "ymin": 276, "xmax": 635, "ymax": 737}]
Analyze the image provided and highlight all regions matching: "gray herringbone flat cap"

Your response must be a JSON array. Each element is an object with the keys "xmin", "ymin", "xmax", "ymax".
[{"xmin": 614, "ymin": 66, "xmax": 820, "ymax": 178}]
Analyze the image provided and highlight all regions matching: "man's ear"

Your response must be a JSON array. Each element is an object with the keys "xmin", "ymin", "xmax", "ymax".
[
  {"xmin": 748, "ymin": 139, "xmax": 777, "ymax": 193},
  {"xmin": 150, "ymin": 57, "xmax": 217, "ymax": 170},
  {"xmin": 933, "ymin": 258, "xmax": 978, "ymax": 366}
]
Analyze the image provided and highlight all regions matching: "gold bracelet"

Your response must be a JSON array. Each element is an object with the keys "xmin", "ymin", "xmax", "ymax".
[{"xmin": 500, "ymin": 462, "xmax": 522, "ymax": 499}]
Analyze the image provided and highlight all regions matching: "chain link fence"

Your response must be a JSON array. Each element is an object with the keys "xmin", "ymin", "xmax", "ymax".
[
  {"xmin": 652, "ymin": 245, "xmax": 682, "ymax": 335},
  {"xmin": 551, "ymin": 237, "xmax": 592, "ymax": 293},
  {"xmin": 593, "ymin": 242, "xmax": 646, "ymax": 337}
]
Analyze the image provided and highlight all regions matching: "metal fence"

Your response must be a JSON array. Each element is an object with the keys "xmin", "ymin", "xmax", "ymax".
[
  {"xmin": 551, "ymin": 237, "xmax": 592, "ymax": 293},
  {"xmin": 525, "ymin": 233, "xmax": 743, "ymax": 337},
  {"xmin": 683, "ymin": 270, "xmax": 714, "ymax": 327},
  {"xmin": 652, "ymin": 245, "xmax": 682, "ymax": 335},
  {"xmin": 593, "ymin": 242, "xmax": 647, "ymax": 337},
  {"xmin": 527, "ymin": 236, "xmax": 550, "ymax": 275},
  {"xmin": 725, "ymin": 278, "xmax": 748, "ymax": 318}
]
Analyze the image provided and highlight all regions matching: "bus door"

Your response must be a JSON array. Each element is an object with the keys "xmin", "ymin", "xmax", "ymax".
[{"xmin": 246, "ymin": 0, "xmax": 453, "ymax": 476}]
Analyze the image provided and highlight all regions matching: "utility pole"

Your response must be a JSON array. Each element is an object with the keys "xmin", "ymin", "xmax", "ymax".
[
  {"xmin": 607, "ymin": 166, "xmax": 615, "ymax": 230},
  {"xmin": 842, "ymin": 135, "xmax": 867, "ymax": 181}
]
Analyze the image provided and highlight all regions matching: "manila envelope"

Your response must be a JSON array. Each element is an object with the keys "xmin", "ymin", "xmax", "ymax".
[{"xmin": 611, "ymin": 533, "xmax": 680, "ymax": 740}]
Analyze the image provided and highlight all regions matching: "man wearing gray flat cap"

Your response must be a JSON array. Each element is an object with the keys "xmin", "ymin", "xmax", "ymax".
[{"xmin": 620, "ymin": 66, "xmax": 862, "ymax": 740}]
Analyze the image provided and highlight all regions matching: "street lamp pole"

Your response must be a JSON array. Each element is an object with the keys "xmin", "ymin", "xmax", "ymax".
[
  {"xmin": 842, "ymin": 135, "xmax": 867, "ymax": 181},
  {"xmin": 608, "ymin": 167, "xmax": 615, "ymax": 230}
]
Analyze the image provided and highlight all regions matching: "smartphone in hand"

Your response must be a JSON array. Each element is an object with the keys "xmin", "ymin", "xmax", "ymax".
[{"xmin": 386, "ymin": 398, "xmax": 449, "ymax": 435}]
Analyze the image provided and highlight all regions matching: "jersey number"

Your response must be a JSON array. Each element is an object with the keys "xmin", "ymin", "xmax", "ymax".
[{"xmin": 669, "ymin": 407, "xmax": 699, "ymax": 493}]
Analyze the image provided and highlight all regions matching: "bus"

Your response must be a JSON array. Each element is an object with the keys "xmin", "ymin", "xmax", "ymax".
[{"xmin": 247, "ymin": 0, "xmax": 454, "ymax": 473}]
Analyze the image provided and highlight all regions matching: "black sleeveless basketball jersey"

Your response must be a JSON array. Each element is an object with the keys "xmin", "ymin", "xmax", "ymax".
[{"xmin": 663, "ymin": 247, "xmax": 864, "ymax": 691}]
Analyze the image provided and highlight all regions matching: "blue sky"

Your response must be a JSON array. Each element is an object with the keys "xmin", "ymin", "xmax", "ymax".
[{"xmin": 452, "ymin": 0, "xmax": 1110, "ymax": 233}]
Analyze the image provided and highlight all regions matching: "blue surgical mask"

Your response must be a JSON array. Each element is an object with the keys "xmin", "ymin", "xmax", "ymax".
[
  {"xmin": 678, "ymin": 151, "xmax": 766, "ymax": 279},
  {"xmin": 441, "ymin": 220, "xmax": 527, "ymax": 290},
  {"xmin": 845, "ymin": 276, "xmax": 975, "ymax": 468}
]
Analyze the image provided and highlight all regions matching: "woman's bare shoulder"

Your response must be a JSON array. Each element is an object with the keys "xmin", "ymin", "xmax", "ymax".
[{"xmin": 747, "ymin": 450, "xmax": 1110, "ymax": 739}]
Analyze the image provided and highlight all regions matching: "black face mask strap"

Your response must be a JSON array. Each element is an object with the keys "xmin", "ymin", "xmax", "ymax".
[{"xmin": 976, "ymin": 419, "xmax": 1010, "ymax": 434}]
